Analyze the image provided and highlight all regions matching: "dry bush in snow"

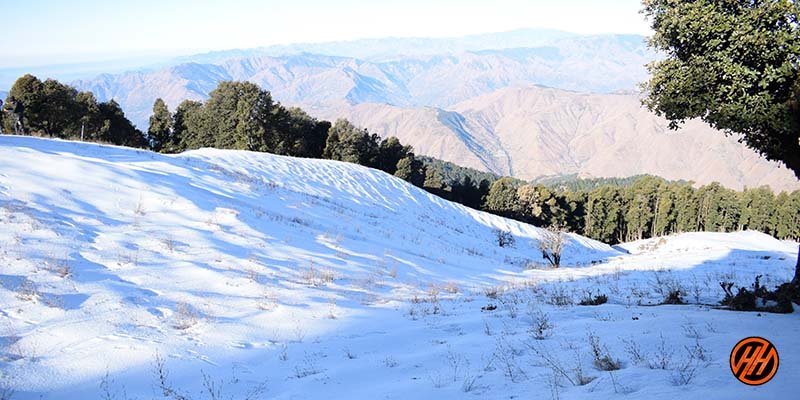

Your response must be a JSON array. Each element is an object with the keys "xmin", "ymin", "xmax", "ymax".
[
  {"xmin": 538, "ymin": 226, "xmax": 566, "ymax": 268},
  {"xmin": 587, "ymin": 331, "xmax": 621, "ymax": 371},
  {"xmin": 172, "ymin": 302, "xmax": 200, "ymax": 330}
]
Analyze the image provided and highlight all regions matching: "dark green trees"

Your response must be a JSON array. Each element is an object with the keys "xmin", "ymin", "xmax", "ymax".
[
  {"xmin": 4, "ymin": 74, "xmax": 146, "ymax": 147},
  {"xmin": 394, "ymin": 155, "xmax": 426, "ymax": 187},
  {"xmin": 168, "ymin": 82, "xmax": 331, "ymax": 159},
  {"xmin": 483, "ymin": 177, "xmax": 522, "ymax": 219},
  {"xmin": 148, "ymin": 99, "xmax": 173, "ymax": 152},
  {"xmin": 323, "ymin": 119, "xmax": 381, "ymax": 166}
]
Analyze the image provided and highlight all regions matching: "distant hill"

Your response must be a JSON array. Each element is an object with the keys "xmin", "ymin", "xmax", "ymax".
[
  {"xmin": 73, "ymin": 33, "xmax": 654, "ymax": 129},
  {"xmin": 316, "ymin": 86, "xmax": 800, "ymax": 192}
]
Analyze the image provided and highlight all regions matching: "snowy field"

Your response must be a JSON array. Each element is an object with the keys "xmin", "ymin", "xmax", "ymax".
[{"xmin": 0, "ymin": 135, "xmax": 797, "ymax": 399}]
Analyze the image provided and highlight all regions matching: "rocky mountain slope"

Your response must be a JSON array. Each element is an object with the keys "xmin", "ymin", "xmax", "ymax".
[{"xmin": 312, "ymin": 86, "xmax": 800, "ymax": 191}]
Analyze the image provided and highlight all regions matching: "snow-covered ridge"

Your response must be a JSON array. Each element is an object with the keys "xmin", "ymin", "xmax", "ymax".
[{"xmin": 1, "ymin": 136, "xmax": 798, "ymax": 399}]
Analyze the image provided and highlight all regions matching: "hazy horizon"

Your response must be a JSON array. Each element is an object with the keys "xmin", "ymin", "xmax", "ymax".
[{"xmin": 0, "ymin": 0, "xmax": 650, "ymax": 68}]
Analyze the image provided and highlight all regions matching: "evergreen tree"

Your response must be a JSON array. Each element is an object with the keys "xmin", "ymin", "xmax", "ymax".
[
  {"xmin": 483, "ymin": 177, "xmax": 521, "ymax": 219},
  {"xmin": 394, "ymin": 155, "xmax": 426, "ymax": 187},
  {"xmin": 173, "ymin": 100, "xmax": 207, "ymax": 151},
  {"xmin": 280, "ymin": 107, "xmax": 330, "ymax": 158},
  {"xmin": 652, "ymin": 182, "xmax": 676, "ymax": 237},
  {"xmin": 7, "ymin": 74, "xmax": 45, "ymax": 134},
  {"xmin": 585, "ymin": 186, "xmax": 625, "ymax": 244},
  {"xmin": 148, "ymin": 98, "xmax": 173, "ymax": 152},
  {"xmin": 673, "ymin": 184, "xmax": 698, "ymax": 233},
  {"xmin": 422, "ymin": 166, "xmax": 448, "ymax": 198},
  {"xmin": 738, "ymin": 187, "xmax": 776, "ymax": 233},
  {"xmin": 323, "ymin": 119, "xmax": 381, "ymax": 167},
  {"xmin": 204, "ymin": 81, "xmax": 275, "ymax": 151},
  {"xmin": 40, "ymin": 79, "xmax": 80, "ymax": 137},
  {"xmin": 96, "ymin": 100, "xmax": 148, "ymax": 148},
  {"xmin": 75, "ymin": 91, "xmax": 103, "ymax": 139},
  {"xmin": 378, "ymin": 137, "xmax": 411, "ymax": 175}
]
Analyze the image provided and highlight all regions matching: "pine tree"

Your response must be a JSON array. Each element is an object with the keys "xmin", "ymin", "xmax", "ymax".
[
  {"xmin": 394, "ymin": 155, "xmax": 425, "ymax": 187},
  {"xmin": 378, "ymin": 137, "xmax": 411, "ymax": 175},
  {"xmin": 172, "ymin": 100, "xmax": 207, "ymax": 151},
  {"xmin": 585, "ymin": 186, "xmax": 624, "ymax": 244},
  {"xmin": 148, "ymin": 98, "xmax": 173, "ymax": 152},
  {"xmin": 484, "ymin": 177, "xmax": 522, "ymax": 219},
  {"xmin": 323, "ymin": 119, "xmax": 381, "ymax": 167},
  {"xmin": 7, "ymin": 74, "xmax": 44, "ymax": 134},
  {"xmin": 652, "ymin": 183, "xmax": 676, "ymax": 237}
]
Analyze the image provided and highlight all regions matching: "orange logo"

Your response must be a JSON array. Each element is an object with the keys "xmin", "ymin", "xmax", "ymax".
[{"xmin": 730, "ymin": 337, "xmax": 779, "ymax": 385}]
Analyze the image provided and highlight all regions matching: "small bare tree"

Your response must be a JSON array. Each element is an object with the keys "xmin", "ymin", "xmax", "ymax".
[{"xmin": 538, "ymin": 225, "xmax": 566, "ymax": 268}]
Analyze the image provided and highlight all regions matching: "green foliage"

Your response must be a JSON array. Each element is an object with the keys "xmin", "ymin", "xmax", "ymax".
[
  {"xmin": 4, "ymin": 74, "xmax": 146, "ymax": 147},
  {"xmin": 483, "ymin": 177, "xmax": 522, "ymax": 219},
  {"xmin": 167, "ymin": 82, "xmax": 331, "ymax": 158},
  {"xmin": 394, "ymin": 155, "xmax": 426, "ymax": 186},
  {"xmin": 173, "ymin": 100, "xmax": 207, "ymax": 151},
  {"xmin": 377, "ymin": 137, "xmax": 412, "ymax": 175},
  {"xmin": 585, "ymin": 186, "xmax": 625, "ymax": 243},
  {"xmin": 95, "ymin": 100, "xmax": 148, "ymax": 148},
  {"xmin": 280, "ymin": 107, "xmax": 330, "ymax": 158},
  {"xmin": 148, "ymin": 98, "xmax": 173, "ymax": 152},
  {"xmin": 642, "ymin": 0, "xmax": 800, "ymax": 179},
  {"xmin": 323, "ymin": 119, "xmax": 381, "ymax": 167}
]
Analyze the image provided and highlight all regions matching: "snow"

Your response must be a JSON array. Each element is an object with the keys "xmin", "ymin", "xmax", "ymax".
[{"xmin": 0, "ymin": 135, "xmax": 797, "ymax": 399}]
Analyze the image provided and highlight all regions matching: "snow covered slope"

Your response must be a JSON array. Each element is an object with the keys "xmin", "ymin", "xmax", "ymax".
[{"xmin": 0, "ymin": 136, "xmax": 798, "ymax": 400}]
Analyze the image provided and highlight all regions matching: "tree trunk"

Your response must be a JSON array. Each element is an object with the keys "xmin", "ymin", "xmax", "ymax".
[{"xmin": 793, "ymin": 243, "xmax": 800, "ymax": 286}]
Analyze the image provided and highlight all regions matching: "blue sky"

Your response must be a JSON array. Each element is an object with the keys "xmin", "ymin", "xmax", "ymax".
[{"xmin": 0, "ymin": 0, "xmax": 650, "ymax": 67}]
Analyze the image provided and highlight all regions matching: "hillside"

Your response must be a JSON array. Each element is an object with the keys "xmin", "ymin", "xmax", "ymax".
[{"xmin": 0, "ymin": 136, "xmax": 798, "ymax": 399}]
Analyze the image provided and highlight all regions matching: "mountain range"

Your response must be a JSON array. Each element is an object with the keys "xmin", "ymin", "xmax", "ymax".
[{"xmin": 57, "ymin": 29, "xmax": 799, "ymax": 191}]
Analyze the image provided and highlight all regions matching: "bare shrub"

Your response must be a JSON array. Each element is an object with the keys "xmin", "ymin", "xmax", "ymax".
[
  {"xmin": 579, "ymin": 293, "xmax": 608, "ymax": 306},
  {"xmin": 527, "ymin": 307, "xmax": 554, "ymax": 340},
  {"xmin": 461, "ymin": 371, "xmax": 478, "ymax": 393},
  {"xmin": 151, "ymin": 354, "xmax": 267, "ymax": 400},
  {"xmin": 278, "ymin": 344, "xmax": 288, "ymax": 361},
  {"xmin": 587, "ymin": 331, "xmax": 621, "ymax": 371},
  {"xmin": 15, "ymin": 280, "xmax": 39, "ymax": 302},
  {"xmin": 538, "ymin": 226, "xmax": 566, "ymax": 268},
  {"xmin": 293, "ymin": 352, "xmax": 322, "ymax": 378},
  {"xmin": 300, "ymin": 261, "xmax": 336, "ymax": 287},
  {"xmin": 443, "ymin": 281, "xmax": 460, "ymax": 294},
  {"xmin": 44, "ymin": 256, "xmax": 72, "ymax": 278},
  {"xmin": 546, "ymin": 285, "xmax": 573, "ymax": 307},
  {"xmin": 484, "ymin": 286, "xmax": 501, "ymax": 299},
  {"xmin": 162, "ymin": 236, "xmax": 176, "ymax": 252},
  {"xmin": 257, "ymin": 290, "xmax": 278, "ymax": 311},
  {"xmin": 663, "ymin": 290, "xmax": 685, "ymax": 305},
  {"xmin": 494, "ymin": 229, "xmax": 516, "ymax": 248},
  {"xmin": 648, "ymin": 334, "xmax": 674, "ymax": 370},
  {"xmin": 493, "ymin": 336, "xmax": 526, "ymax": 382},
  {"xmin": 343, "ymin": 348, "xmax": 357, "ymax": 360},
  {"xmin": 383, "ymin": 356, "xmax": 399, "ymax": 368},
  {"xmin": 528, "ymin": 341, "xmax": 595, "ymax": 386},
  {"xmin": 670, "ymin": 349, "xmax": 700, "ymax": 386},
  {"xmin": 153, "ymin": 353, "xmax": 189, "ymax": 400},
  {"xmin": 445, "ymin": 348, "xmax": 468, "ymax": 382},
  {"xmin": 172, "ymin": 302, "xmax": 199, "ymax": 330},
  {"xmin": 621, "ymin": 337, "xmax": 646, "ymax": 366},
  {"xmin": 649, "ymin": 271, "xmax": 685, "ymax": 300},
  {"xmin": 498, "ymin": 292, "xmax": 522, "ymax": 319},
  {"xmin": 0, "ymin": 371, "xmax": 14, "ymax": 400}
]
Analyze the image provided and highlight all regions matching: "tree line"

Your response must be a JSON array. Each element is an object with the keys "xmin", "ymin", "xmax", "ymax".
[
  {"xmin": 2, "ymin": 74, "xmax": 147, "ymax": 147},
  {"xmin": 4, "ymin": 74, "xmax": 799, "ymax": 246}
]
